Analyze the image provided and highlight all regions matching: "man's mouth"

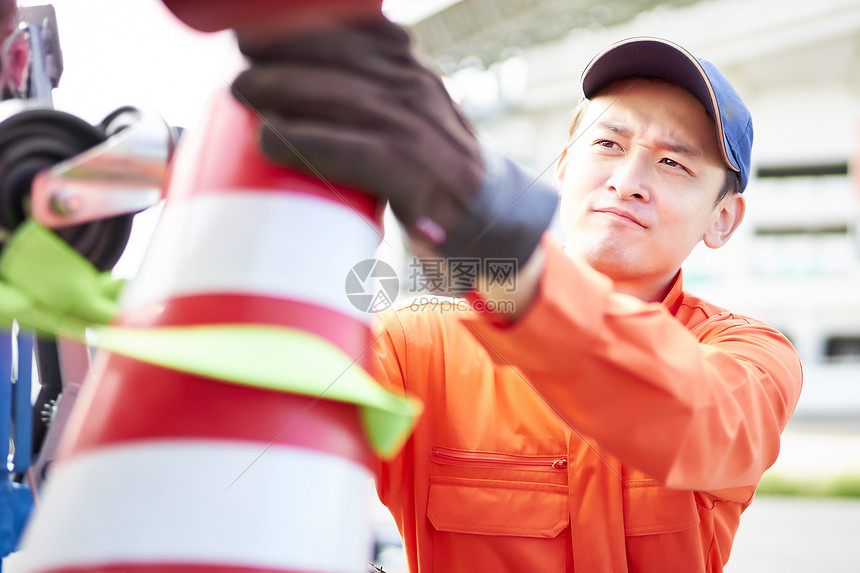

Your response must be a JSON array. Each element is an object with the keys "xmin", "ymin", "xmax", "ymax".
[{"xmin": 595, "ymin": 207, "xmax": 647, "ymax": 228}]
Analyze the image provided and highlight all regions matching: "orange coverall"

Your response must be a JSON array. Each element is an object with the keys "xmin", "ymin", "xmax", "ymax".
[{"xmin": 372, "ymin": 239, "xmax": 803, "ymax": 572}]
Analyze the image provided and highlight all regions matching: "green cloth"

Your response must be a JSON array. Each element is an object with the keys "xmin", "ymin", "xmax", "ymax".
[
  {"xmin": 0, "ymin": 219, "xmax": 124, "ymax": 334},
  {"xmin": 93, "ymin": 325, "xmax": 421, "ymax": 458},
  {"xmin": 0, "ymin": 220, "xmax": 419, "ymax": 458}
]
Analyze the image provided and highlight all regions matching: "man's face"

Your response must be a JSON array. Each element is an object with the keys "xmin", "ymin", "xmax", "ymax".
[{"xmin": 555, "ymin": 78, "xmax": 740, "ymax": 297}]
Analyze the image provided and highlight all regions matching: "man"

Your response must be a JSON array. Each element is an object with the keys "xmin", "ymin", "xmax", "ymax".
[{"xmin": 233, "ymin": 20, "xmax": 802, "ymax": 573}]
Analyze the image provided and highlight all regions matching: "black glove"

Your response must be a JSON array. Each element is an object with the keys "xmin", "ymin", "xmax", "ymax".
[{"xmin": 231, "ymin": 17, "xmax": 557, "ymax": 271}]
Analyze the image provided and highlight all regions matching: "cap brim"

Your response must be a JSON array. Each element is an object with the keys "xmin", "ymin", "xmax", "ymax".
[{"xmin": 581, "ymin": 37, "xmax": 740, "ymax": 174}]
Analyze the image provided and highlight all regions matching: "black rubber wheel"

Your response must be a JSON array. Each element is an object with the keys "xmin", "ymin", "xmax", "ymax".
[{"xmin": 0, "ymin": 108, "xmax": 133, "ymax": 271}]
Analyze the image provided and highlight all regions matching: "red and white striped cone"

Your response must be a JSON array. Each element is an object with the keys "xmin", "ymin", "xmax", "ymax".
[{"xmin": 15, "ymin": 89, "xmax": 394, "ymax": 572}]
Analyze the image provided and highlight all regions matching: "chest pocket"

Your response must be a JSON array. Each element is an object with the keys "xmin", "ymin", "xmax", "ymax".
[
  {"xmin": 622, "ymin": 478, "xmax": 699, "ymax": 536},
  {"xmin": 623, "ymin": 478, "xmax": 704, "ymax": 570},
  {"xmin": 426, "ymin": 447, "xmax": 571, "ymax": 573}
]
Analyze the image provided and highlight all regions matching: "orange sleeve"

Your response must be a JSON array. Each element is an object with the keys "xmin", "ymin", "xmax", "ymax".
[
  {"xmin": 370, "ymin": 310, "xmax": 414, "ymax": 507},
  {"xmin": 462, "ymin": 237, "xmax": 803, "ymax": 492}
]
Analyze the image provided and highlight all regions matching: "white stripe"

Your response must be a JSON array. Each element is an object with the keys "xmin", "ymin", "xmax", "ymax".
[
  {"xmin": 16, "ymin": 441, "xmax": 373, "ymax": 572},
  {"xmin": 121, "ymin": 192, "xmax": 381, "ymax": 321}
]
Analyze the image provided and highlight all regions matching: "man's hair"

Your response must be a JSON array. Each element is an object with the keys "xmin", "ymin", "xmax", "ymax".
[{"xmin": 565, "ymin": 95, "xmax": 742, "ymax": 205}]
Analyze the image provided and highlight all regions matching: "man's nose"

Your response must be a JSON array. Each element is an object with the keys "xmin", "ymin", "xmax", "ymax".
[{"xmin": 605, "ymin": 155, "xmax": 651, "ymax": 201}]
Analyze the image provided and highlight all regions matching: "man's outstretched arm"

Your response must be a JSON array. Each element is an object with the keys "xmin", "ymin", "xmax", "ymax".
[{"xmin": 230, "ymin": 16, "xmax": 557, "ymax": 316}]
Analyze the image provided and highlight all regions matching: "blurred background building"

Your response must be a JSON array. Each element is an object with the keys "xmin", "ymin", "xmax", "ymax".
[{"xmin": 384, "ymin": 0, "xmax": 860, "ymax": 420}]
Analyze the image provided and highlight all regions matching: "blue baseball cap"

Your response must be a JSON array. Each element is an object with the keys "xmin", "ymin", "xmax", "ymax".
[{"xmin": 581, "ymin": 37, "xmax": 753, "ymax": 191}]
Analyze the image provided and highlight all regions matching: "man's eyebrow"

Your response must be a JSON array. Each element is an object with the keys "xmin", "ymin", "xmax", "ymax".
[
  {"xmin": 594, "ymin": 120, "xmax": 632, "ymax": 137},
  {"xmin": 595, "ymin": 120, "xmax": 704, "ymax": 158},
  {"xmin": 658, "ymin": 139, "xmax": 703, "ymax": 159}
]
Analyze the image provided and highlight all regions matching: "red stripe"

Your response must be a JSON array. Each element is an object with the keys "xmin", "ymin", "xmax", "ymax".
[
  {"xmin": 60, "ymin": 354, "xmax": 376, "ymax": 470},
  {"xmin": 161, "ymin": 0, "xmax": 382, "ymax": 33},
  {"xmin": 32, "ymin": 565, "xmax": 332, "ymax": 573},
  {"xmin": 115, "ymin": 294, "xmax": 373, "ymax": 370},
  {"xmin": 165, "ymin": 90, "xmax": 382, "ymax": 227}
]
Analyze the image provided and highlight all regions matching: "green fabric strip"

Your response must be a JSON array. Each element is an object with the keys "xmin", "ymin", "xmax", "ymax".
[
  {"xmin": 0, "ymin": 220, "xmax": 420, "ymax": 458},
  {"xmin": 0, "ymin": 220, "xmax": 123, "ymax": 334},
  {"xmin": 92, "ymin": 325, "xmax": 420, "ymax": 459}
]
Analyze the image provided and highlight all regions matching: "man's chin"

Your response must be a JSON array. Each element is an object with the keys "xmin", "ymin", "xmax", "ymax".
[{"xmin": 565, "ymin": 239, "xmax": 639, "ymax": 274}]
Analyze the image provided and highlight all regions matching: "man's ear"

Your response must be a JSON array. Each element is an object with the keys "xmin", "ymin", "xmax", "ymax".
[
  {"xmin": 553, "ymin": 144, "xmax": 570, "ymax": 191},
  {"xmin": 704, "ymin": 193, "xmax": 745, "ymax": 248}
]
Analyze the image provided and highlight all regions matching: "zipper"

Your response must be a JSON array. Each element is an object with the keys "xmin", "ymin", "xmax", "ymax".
[{"xmin": 432, "ymin": 447, "xmax": 568, "ymax": 470}]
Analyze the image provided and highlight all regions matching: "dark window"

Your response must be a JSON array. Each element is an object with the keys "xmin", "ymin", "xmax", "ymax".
[
  {"xmin": 756, "ymin": 163, "xmax": 848, "ymax": 178},
  {"xmin": 824, "ymin": 336, "xmax": 860, "ymax": 363}
]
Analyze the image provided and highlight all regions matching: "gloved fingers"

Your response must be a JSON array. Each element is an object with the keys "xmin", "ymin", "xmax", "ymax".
[
  {"xmin": 234, "ymin": 61, "xmax": 477, "ymax": 161},
  {"xmin": 257, "ymin": 117, "xmax": 432, "ymax": 215},
  {"xmin": 231, "ymin": 14, "xmax": 484, "ymax": 194},
  {"xmin": 236, "ymin": 16, "xmax": 414, "ymax": 74},
  {"xmin": 257, "ymin": 110, "xmax": 478, "ymax": 220},
  {"xmin": 233, "ymin": 61, "xmax": 482, "ymax": 191},
  {"xmin": 256, "ymin": 116, "xmax": 480, "ymax": 249},
  {"xmin": 232, "ymin": 64, "xmax": 398, "ymax": 127},
  {"xmin": 230, "ymin": 14, "xmax": 509, "ymax": 259}
]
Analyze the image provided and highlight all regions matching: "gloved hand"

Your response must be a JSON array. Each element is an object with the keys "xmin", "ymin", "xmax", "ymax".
[{"xmin": 231, "ymin": 16, "xmax": 557, "ymax": 274}]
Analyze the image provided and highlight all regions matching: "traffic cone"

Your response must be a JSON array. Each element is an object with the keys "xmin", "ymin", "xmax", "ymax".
[{"xmin": 14, "ymin": 88, "xmax": 408, "ymax": 572}]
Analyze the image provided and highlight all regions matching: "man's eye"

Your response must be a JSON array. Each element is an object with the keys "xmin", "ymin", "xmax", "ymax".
[
  {"xmin": 596, "ymin": 140, "xmax": 617, "ymax": 148},
  {"xmin": 661, "ymin": 157, "xmax": 688, "ymax": 171}
]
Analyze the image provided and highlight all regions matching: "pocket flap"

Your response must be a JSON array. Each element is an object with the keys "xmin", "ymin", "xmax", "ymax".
[
  {"xmin": 428, "ymin": 476, "xmax": 568, "ymax": 538},
  {"xmin": 623, "ymin": 479, "xmax": 699, "ymax": 536}
]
